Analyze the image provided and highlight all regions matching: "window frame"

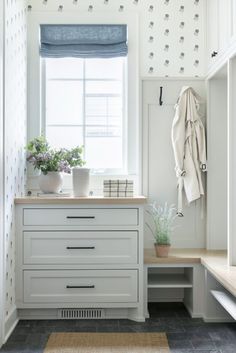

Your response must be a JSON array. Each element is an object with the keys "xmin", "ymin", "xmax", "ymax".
[
  {"xmin": 28, "ymin": 12, "xmax": 140, "ymax": 180},
  {"xmin": 41, "ymin": 56, "xmax": 128, "ymax": 174}
]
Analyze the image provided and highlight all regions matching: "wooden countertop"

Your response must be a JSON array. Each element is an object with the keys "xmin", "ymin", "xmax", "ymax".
[
  {"xmin": 14, "ymin": 196, "xmax": 147, "ymax": 205},
  {"xmin": 145, "ymin": 248, "xmax": 236, "ymax": 297}
]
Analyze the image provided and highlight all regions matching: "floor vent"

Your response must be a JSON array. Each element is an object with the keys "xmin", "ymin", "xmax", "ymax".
[{"xmin": 58, "ymin": 309, "xmax": 105, "ymax": 319}]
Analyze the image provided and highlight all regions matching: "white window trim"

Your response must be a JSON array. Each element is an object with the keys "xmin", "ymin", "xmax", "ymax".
[{"xmin": 27, "ymin": 12, "xmax": 140, "ymax": 183}]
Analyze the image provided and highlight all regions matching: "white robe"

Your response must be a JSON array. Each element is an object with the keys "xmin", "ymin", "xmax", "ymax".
[{"xmin": 171, "ymin": 86, "xmax": 207, "ymax": 216}]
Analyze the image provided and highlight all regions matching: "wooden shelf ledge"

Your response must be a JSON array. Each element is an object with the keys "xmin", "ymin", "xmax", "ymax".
[{"xmin": 14, "ymin": 196, "xmax": 147, "ymax": 205}]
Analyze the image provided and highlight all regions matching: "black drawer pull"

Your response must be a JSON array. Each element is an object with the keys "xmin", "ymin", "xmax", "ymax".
[
  {"xmin": 66, "ymin": 285, "xmax": 95, "ymax": 289},
  {"xmin": 66, "ymin": 246, "xmax": 95, "ymax": 250},
  {"xmin": 66, "ymin": 216, "xmax": 95, "ymax": 219}
]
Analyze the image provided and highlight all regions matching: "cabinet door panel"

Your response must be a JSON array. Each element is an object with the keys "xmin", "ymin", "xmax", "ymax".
[
  {"xmin": 23, "ymin": 231, "xmax": 138, "ymax": 265},
  {"xmin": 24, "ymin": 270, "xmax": 138, "ymax": 303},
  {"xmin": 207, "ymin": 0, "xmax": 219, "ymax": 67},
  {"xmin": 218, "ymin": 0, "xmax": 230, "ymax": 52},
  {"xmin": 23, "ymin": 208, "xmax": 138, "ymax": 226}
]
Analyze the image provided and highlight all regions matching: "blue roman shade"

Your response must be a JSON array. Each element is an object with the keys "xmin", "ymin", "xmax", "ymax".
[{"xmin": 40, "ymin": 24, "xmax": 128, "ymax": 58}]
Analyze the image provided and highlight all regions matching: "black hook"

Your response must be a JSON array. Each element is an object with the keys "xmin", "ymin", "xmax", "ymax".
[{"xmin": 159, "ymin": 86, "xmax": 163, "ymax": 106}]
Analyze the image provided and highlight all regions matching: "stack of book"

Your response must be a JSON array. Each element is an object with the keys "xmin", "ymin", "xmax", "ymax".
[{"xmin": 103, "ymin": 180, "xmax": 134, "ymax": 197}]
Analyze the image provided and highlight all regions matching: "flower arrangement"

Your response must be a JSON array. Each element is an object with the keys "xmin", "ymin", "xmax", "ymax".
[
  {"xmin": 146, "ymin": 202, "xmax": 177, "ymax": 246},
  {"xmin": 26, "ymin": 136, "xmax": 85, "ymax": 175}
]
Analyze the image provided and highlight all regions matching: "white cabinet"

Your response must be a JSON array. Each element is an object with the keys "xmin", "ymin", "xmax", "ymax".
[
  {"xmin": 23, "ymin": 208, "xmax": 138, "ymax": 226},
  {"xmin": 207, "ymin": 0, "xmax": 219, "ymax": 65},
  {"xmin": 15, "ymin": 198, "xmax": 146, "ymax": 321},
  {"xmin": 207, "ymin": 0, "xmax": 236, "ymax": 71},
  {"xmin": 23, "ymin": 231, "xmax": 138, "ymax": 265},
  {"xmin": 218, "ymin": 0, "xmax": 230, "ymax": 52},
  {"xmin": 24, "ymin": 270, "xmax": 138, "ymax": 304}
]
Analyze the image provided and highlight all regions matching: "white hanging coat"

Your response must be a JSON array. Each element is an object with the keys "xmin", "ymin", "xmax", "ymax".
[{"xmin": 171, "ymin": 86, "xmax": 207, "ymax": 216}]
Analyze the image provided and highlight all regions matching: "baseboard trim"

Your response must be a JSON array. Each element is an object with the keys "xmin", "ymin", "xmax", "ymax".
[
  {"xmin": 148, "ymin": 298, "xmax": 183, "ymax": 303},
  {"xmin": 202, "ymin": 315, "xmax": 235, "ymax": 323},
  {"xmin": 203, "ymin": 317, "xmax": 234, "ymax": 323},
  {"xmin": 184, "ymin": 303, "xmax": 203, "ymax": 319},
  {"xmin": 18, "ymin": 308, "xmax": 144, "ymax": 322},
  {"xmin": 4, "ymin": 306, "xmax": 18, "ymax": 343}
]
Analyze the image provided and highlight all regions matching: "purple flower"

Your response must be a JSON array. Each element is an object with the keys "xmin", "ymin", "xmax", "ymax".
[{"xmin": 58, "ymin": 160, "xmax": 71, "ymax": 174}]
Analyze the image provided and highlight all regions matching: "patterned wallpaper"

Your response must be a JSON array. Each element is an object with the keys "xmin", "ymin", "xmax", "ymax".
[
  {"xmin": 4, "ymin": 0, "xmax": 27, "ymax": 332},
  {"xmin": 27, "ymin": 0, "xmax": 206, "ymax": 77}
]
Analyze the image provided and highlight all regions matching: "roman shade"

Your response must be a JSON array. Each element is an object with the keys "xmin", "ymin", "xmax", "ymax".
[{"xmin": 40, "ymin": 24, "xmax": 128, "ymax": 58}]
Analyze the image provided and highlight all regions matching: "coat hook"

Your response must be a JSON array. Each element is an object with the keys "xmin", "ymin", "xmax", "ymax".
[{"xmin": 159, "ymin": 87, "xmax": 163, "ymax": 106}]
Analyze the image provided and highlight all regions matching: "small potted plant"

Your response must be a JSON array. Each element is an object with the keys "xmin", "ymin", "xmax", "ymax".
[
  {"xmin": 146, "ymin": 202, "xmax": 177, "ymax": 257},
  {"xmin": 26, "ymin": 136, "xmax": 85, "ymax": 193}
]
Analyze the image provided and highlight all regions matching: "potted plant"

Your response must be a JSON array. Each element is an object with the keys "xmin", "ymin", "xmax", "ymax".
[
  {"xmin": 146, "ymin": 202, "xmax": 177, "ymax": 257},
  {"xmin": 26, "ymin": 136, "xmax": 85, "ymax": 193}
]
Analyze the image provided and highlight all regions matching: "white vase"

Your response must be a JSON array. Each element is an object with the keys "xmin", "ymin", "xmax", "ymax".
[
  {"xmin": 72, "ymin": 168, "xmax": 90, "ymax": 197},
  {"xmin": 38, "ymin": 172, "xmax": 63, "ymax": 194}
]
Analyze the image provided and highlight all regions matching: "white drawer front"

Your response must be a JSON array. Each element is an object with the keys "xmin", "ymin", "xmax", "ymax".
[
  {"xmin": 23, "ymin": 231, "xmax": 138, "ymax": 265},
  {"xmin": 24, "ymin": 270, "xmax": 138, "ymax": 303},
  {"xmin": 23, "ymin": 208, "xmax": 138, "ymax": 226}
]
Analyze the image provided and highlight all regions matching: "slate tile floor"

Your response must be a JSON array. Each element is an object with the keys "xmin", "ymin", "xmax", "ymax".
[{"xmin": 1, "ymin": 303, "xmax": 236, "ymax": 353}]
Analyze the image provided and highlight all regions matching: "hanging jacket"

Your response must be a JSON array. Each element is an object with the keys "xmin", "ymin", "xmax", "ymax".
[{"xmin": 171, "ymin": 86, "xmax": 207, "ymax": 216}]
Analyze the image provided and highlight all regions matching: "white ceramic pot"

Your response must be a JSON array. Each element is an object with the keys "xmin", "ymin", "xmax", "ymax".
[
  {"xmin": 38, "ymin": 172, "xmax": 63, "ymax": 193},
  {"xmin": 72, "ymin": 167, "xmax": 90, "ymax": 197}
]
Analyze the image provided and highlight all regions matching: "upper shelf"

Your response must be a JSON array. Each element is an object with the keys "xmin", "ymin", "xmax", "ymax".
[{"xmin": 14, "ymin": 196, "xmax": 147, "ymax": 205}]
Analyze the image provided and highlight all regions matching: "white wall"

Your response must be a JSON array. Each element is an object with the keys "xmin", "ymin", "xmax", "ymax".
[
  {"xmin": 2, "ymin": 0, "xmax": 27, "ymax": 342},
  {"xmin": 143, "ymin": 79, "xmax": 206, "ymax": 248},
  {"xmin": 27, "ymin": 0, "xmax": 206, "ymax": 77}
]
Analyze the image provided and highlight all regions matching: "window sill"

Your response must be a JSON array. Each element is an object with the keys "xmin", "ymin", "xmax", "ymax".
[{"xmin": 26, "ymin": 173, "xmax": 139, "ymax": 196}]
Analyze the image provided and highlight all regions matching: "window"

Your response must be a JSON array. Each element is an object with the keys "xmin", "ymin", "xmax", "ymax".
[
  {"xmin": 28, "ymin": 16, "xmax": 139, "ymax": 179},
  {"xmin": 42, "ymin": 56, "xmax": 127, "ymax": 173}
]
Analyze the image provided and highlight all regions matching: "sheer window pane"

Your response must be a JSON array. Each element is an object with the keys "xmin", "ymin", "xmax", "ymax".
[
  {"xmin": 86, "ymin": 126, "xmax": 121, "ymax": 138},
  {"xmin": 44, "ymin": 57, "xmax": 126, "ymax": 172},
  {"xmin": 46, "ymin": 81, "xmax": 83, "ymax": 125},
  {"xmin": 86, "ymin": 116, "xmax": 107, "ymax": 126},
  {"xmin": 86, "ymin": 58, "xmax": 124, "ymax": 79},
  {"xmin": 46, "ymin": 58, "xmax": 84, "ymax": 79},
  {"xmin": 85, "ymin": 136, "xmax": 123, "ymax": 169},
  {"xmin": 47, "ymin": 126, "xmax": 83, "ymax": 149},
  {"xmin": 86, "ymin": 81, "xmax": 122, "ymax": 95},
  {"xmin": 85, "ymin": 97, "xmax": 107, "ymax": 117},
  {"xmin": 107, "ymin": 97, "xmax": 122, "ymax": 116}
]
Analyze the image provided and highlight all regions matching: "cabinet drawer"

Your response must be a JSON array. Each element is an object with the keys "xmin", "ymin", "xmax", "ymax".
[
  {"xmin": 23, "ymin": 231, "xmax": 138, "ymax": 265},
  {"xmin": 23, "ymin": 208, "xmax": 138, "ymax": 226},
  {"xmin": 23, "ymin": 270, "xmax": 138, "ymax": 303}
]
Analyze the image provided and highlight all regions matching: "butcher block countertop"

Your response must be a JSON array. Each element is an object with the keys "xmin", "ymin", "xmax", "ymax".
[
  {"xmin": 145, "ymin": 248, "xmax": 236, "ymax": 297},
  {"xmin": 14, "ymin": 196, "xmax": 147, "ymax": 205}
]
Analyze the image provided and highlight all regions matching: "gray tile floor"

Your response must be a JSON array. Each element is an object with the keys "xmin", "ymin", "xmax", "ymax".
[{"xmin": 0, "ymin": 303, "xmax": 236, "ymax": 353}]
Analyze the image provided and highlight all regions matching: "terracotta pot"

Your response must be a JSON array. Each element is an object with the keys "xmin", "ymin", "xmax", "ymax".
[
  {"xmin": 38, "ymin": 172, "xmax": 63, "ymax": 193},
  {"xmin": 154, "ymin": 243, "xmax": 170, "ymax": 258}
]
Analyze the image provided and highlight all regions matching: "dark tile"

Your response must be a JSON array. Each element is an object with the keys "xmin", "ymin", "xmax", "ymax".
[
  {"xmin": 96, "ymin": 325, "xmax": 120, "ymax": 332},
  {"xmin": 168, "ymin": 339, "xmax": 193, "ymax": 349},
  {"xmin": 167, "ymin": 332, "xmax": 211, "ymax": 341},
  {"xmin": 1, "ymin": 303, "xmax": 236, "ymax": 353},
  {"xmin": 191, "ymin": 339, "xmax": 217, "ymax": 350},
  {"xmin": 170, "ymin": 350, "xmax": 220, "ymax": 353}
]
